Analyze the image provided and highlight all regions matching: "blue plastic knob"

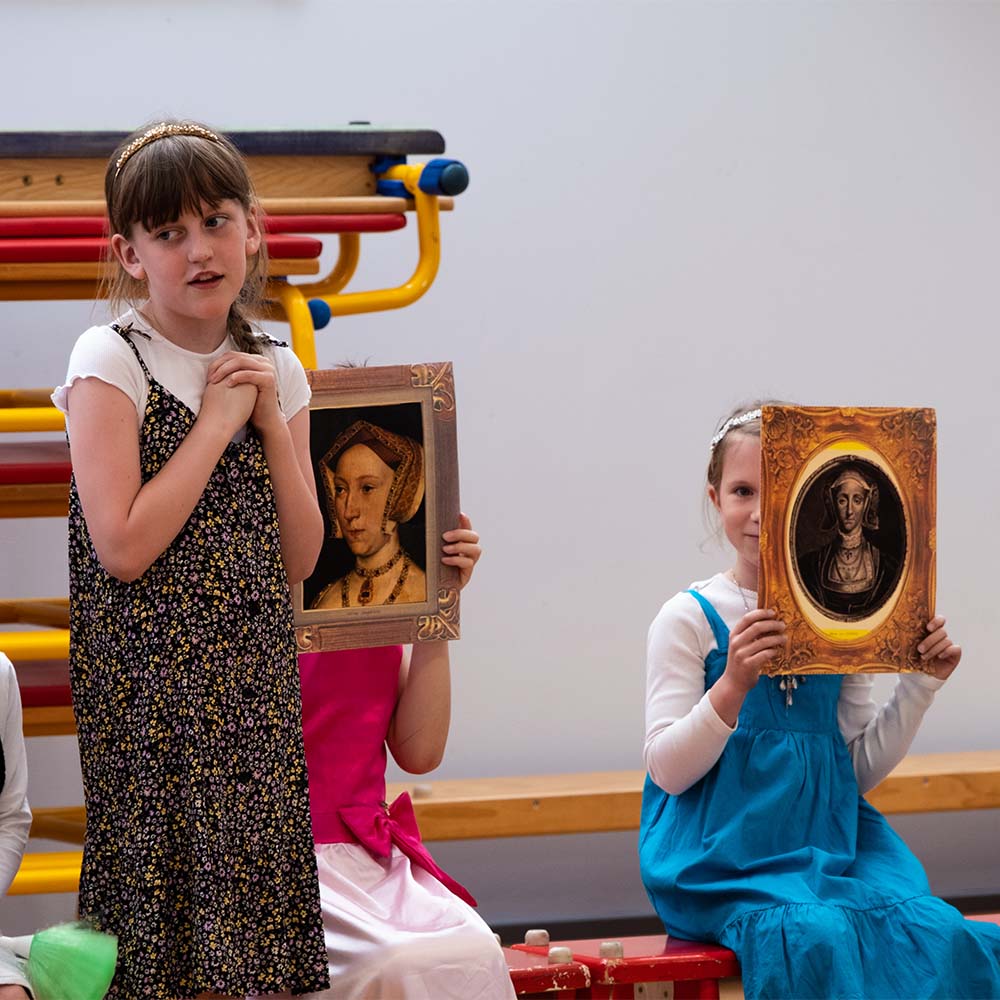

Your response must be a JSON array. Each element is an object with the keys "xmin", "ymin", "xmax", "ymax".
[
  {"xmin": 308, "ymin": 297, "xmax": 332, "ymax": 330},
  {"xmin": 418, "ymin": 158, "xmax": 470, "ymax": 196}
]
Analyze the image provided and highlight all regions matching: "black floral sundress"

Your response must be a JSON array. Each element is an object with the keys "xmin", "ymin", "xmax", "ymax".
[{"xmin": 68, "ymin": 326, "xmax": 329, "ymax": 998}]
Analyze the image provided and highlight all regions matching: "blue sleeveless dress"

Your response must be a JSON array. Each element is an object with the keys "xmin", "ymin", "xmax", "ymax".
[{"xmin": 639, "ymin": 589, "xmax": 1000, "ymax": 999}]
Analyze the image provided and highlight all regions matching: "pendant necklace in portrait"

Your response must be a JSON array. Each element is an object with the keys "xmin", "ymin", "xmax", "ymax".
[
  {"xmin": 729, "ymin": 569, "xmax": 803, "ymax": 709},
  {"xmin": 345, "ymin": 548, "xmax": 410, "ymax": 607}
]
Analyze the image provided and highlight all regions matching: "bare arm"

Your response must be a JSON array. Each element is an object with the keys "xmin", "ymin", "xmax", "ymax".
[
  {"xmin": 209, "ymin": 353, "xmax": 323, "ymax": 584},
  {"xmin": 255, "ymin": 406, "xmax": 324, "ymax": 584},
  {"xmin": 387, "ymin": 642, "xmax": 452, "ymax": 774},
  {"xmin": 386, "ymin": 515, "xmax": 481, "ymax": 774},
  {"xmin": 68, "ymin": 376, "xmax": 254, "ymax": 582}
]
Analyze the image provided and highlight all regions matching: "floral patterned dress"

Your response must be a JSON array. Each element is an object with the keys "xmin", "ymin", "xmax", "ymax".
[{"xmin": 68, "ymin": 327, "xmax": 329, "ymax": 998}]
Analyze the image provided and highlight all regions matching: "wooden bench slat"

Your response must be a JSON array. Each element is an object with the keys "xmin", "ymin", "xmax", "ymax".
[
  {"xmin": 383, "ymin": 752, "xmax": 1000, "ymax": 840},
  {"xmin": 0, "ymin": 257, "xmax": 320, "ymax": 282},
  {"xmin": 30, "ymin": 805, "xmax": 85, "ymax": 844},
  {"xmin": 0, "ymin": 196, "xmax": 453, "ymax": 218}
]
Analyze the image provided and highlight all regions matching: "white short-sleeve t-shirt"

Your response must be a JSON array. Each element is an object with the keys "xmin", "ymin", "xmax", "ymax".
[{"xmin": 52, "ymin": 309, "xmax": 310, "ymax": 436}]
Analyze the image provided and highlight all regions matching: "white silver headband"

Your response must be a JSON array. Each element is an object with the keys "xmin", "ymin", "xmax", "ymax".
[{"xmin": 710, "ymin": 408, "xmax": 761, "ymax": 451}]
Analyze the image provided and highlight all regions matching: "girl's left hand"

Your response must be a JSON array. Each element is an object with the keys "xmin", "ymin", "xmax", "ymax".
[
  {"xmin": 207, "ymin": 352, "xmax": 282, "ymax": 434},
  {"xmin": 442, "ymin": 512, "xmax": 481, "ymax": 591},
  {"xmin": 918, "ymin": 615, "xmax": 962, "ymax": 680}
]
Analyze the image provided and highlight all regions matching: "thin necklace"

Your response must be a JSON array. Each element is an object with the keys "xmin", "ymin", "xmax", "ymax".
[{"xmin": 728, "ymin": 568, "xmax": 802, "ymax": 709}]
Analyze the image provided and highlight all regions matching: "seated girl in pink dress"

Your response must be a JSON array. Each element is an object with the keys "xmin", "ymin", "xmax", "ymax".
[{"xmin": 300, "ymin": 515, "xmax": 516, "ymax": 1000}]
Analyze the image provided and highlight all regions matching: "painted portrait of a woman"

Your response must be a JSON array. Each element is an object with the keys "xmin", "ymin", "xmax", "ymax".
[
  {"xmin": 796, "ymin": 462, "xmax": 904, "ymax": 620},
  {"xmin": 309, "ymin": 419, "xmax": 427, "ymax": 609}
]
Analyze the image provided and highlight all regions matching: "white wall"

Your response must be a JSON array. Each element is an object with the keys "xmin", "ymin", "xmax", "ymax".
[{"xmin": 2, "ymin": 0, "xmax": 999, "ymax": 935}]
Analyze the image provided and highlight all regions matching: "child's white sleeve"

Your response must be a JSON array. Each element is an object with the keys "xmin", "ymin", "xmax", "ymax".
[
  {"xmin": 269, "ymin": 343, "xmax": 311, "ymax": 421},
  {"xmin": 0, "ymin": 654, "xmax": 31, "ymax": 896},
  {"xmin": 644, "ymin": 595, "xmax": 736, "ymax": 795},
  {"xmin": 838, "ymin": 672, "xmax": 945, "ymax": 794},
  {"xmin": 51, "ymin": 325, "xmax": 145, "ymax": 433},
  {"xmin": 0, "ymin": 942, "xmax": 30, "ymax": 989}
]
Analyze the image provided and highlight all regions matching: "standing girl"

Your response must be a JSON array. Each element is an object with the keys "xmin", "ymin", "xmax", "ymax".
[
  {"xmin": 299, "ymin": 515, "xmax": 515, "ymax": 1000},
  {"xmin": 53, "ymin": 121, "xmax": 329, "ymax": 998},
  {"xmin": 639, "ymin": 403, "xmax": 1000, "ymax": 999}
]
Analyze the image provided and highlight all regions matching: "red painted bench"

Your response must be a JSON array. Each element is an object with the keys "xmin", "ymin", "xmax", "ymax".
[
  {"xmin": 513, "ymin": 933, "xmax": 739, "ymax": 1000},
  {"xmin": 512, "ymin": 918, "xmax": 1000, "ymax": 999},
  {"xmin": 505, "ymin": 946, "xmax": 591, "ymax": 997}
]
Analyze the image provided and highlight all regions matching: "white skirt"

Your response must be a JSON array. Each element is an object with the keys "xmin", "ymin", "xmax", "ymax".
[{"xmin": 302, "ymin": 843, "xmax": 515, "ymax": 1000}]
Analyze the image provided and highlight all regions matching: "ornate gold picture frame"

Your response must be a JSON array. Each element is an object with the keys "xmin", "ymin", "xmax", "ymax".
[
  {"xmin": 758, "ymin": 405, "xmax": 936, "ymax": 675},
  {"xmin": 293, "ymin": 362, "xmax": 461, "ymax": 652}
]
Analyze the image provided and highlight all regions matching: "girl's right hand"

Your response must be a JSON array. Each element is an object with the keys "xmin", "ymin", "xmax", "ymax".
[
  {"xmin": 710, "ymin": 609, "xmax": 787, "ymax": 726},
  {"xmin": 724, "ymin": 609, "xmax": 787, "ymax": 693},
  {"xmin": 199, "ymin": 377, "xmax": 257, "ymax": 439}
]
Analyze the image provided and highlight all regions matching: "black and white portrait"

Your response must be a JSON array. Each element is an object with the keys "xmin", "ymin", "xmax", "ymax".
[{"xmin": 792, "ymin": 457, "xmax": 906, "ymax": 621}]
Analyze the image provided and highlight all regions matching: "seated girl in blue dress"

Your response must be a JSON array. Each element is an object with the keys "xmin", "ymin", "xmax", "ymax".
[{"xmin": 639, "ymin": 403, "xmax": 1000, "ymax": 999}]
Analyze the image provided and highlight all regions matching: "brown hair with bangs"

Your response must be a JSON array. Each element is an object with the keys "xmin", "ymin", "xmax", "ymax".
[{"xmin": 103, "ymin": 120, "xmax": 268, "ymax": 355}]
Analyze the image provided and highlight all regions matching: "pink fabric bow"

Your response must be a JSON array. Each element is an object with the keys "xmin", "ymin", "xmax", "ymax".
[{"xmin": 339, "ymin": 792, "xmax": 477, "ymax": 907}]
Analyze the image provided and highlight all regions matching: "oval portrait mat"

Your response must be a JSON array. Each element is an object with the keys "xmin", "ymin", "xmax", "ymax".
[{"xmin": 790, "ymin": 455, "xmax": 907, "ymax": 624}]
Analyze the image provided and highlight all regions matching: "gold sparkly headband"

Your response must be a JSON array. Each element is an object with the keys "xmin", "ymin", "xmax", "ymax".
[{"xmin": 114, "ymin": 122, "xmax": 221, "ymax": 178}]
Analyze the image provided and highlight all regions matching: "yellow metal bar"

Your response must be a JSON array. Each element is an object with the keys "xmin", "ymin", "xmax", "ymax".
[
  {"xmin": 265, "ymin": 233, "xmax": 363, "ymax": 368},
  {"xmin": 9, "ymin": 852, "xmax": 81, "ymax": 895},
  {"xmin": 296, "ymin": 232, "xmax": 361, "ymax": 297},
  {"xmin": 0, "ymin": 630, "xmax": 69, "ymax": 661},
  {"xmin": 317, "ymin": 165, "xmax": 442, "ymax": 319},
  {"xmin": 0, "ymin": 407, "xmax": 65, "ymax": 433},
  {"xmin": 267, "ymin": 282, "xmax": 318, "ymax": 370}
]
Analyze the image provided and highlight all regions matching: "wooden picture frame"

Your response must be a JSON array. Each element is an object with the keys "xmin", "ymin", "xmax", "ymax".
[
  {"xmin": 758, "ymin": 405, "xmax": 936, "ymax": 675},
  {"xmin": 294, "ymin": 362, "xmax": 461, "ymax": 652}
]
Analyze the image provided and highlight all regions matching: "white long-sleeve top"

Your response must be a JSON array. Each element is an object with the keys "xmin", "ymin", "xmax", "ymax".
[
  {"xmin": 0, "ymin": 653, "xmax": 31, "ymax": 896},
  {"xmin": 644, "ymin": 572, "xmax": 944, "ymax": 797}
]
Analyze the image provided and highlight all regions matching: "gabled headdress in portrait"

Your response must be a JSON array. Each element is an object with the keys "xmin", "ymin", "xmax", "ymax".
[{"xmin": 318, "ymin": 420, "xmax": 425, "ymax": 538}]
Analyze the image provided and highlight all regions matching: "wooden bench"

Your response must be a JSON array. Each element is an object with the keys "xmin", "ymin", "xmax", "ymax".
[
  {"xmin": 19, "ymin": 751, "xmax": 1000, "ymax": 894},
  {"xmin": 382, "ymin": 752, "xmax": 1000, "ymax": 840}
]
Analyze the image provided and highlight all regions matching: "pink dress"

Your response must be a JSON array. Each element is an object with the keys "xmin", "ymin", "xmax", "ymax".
[{"xmin": 299, "ymin": 648, "xmax": 515, "ymax": 1000}]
